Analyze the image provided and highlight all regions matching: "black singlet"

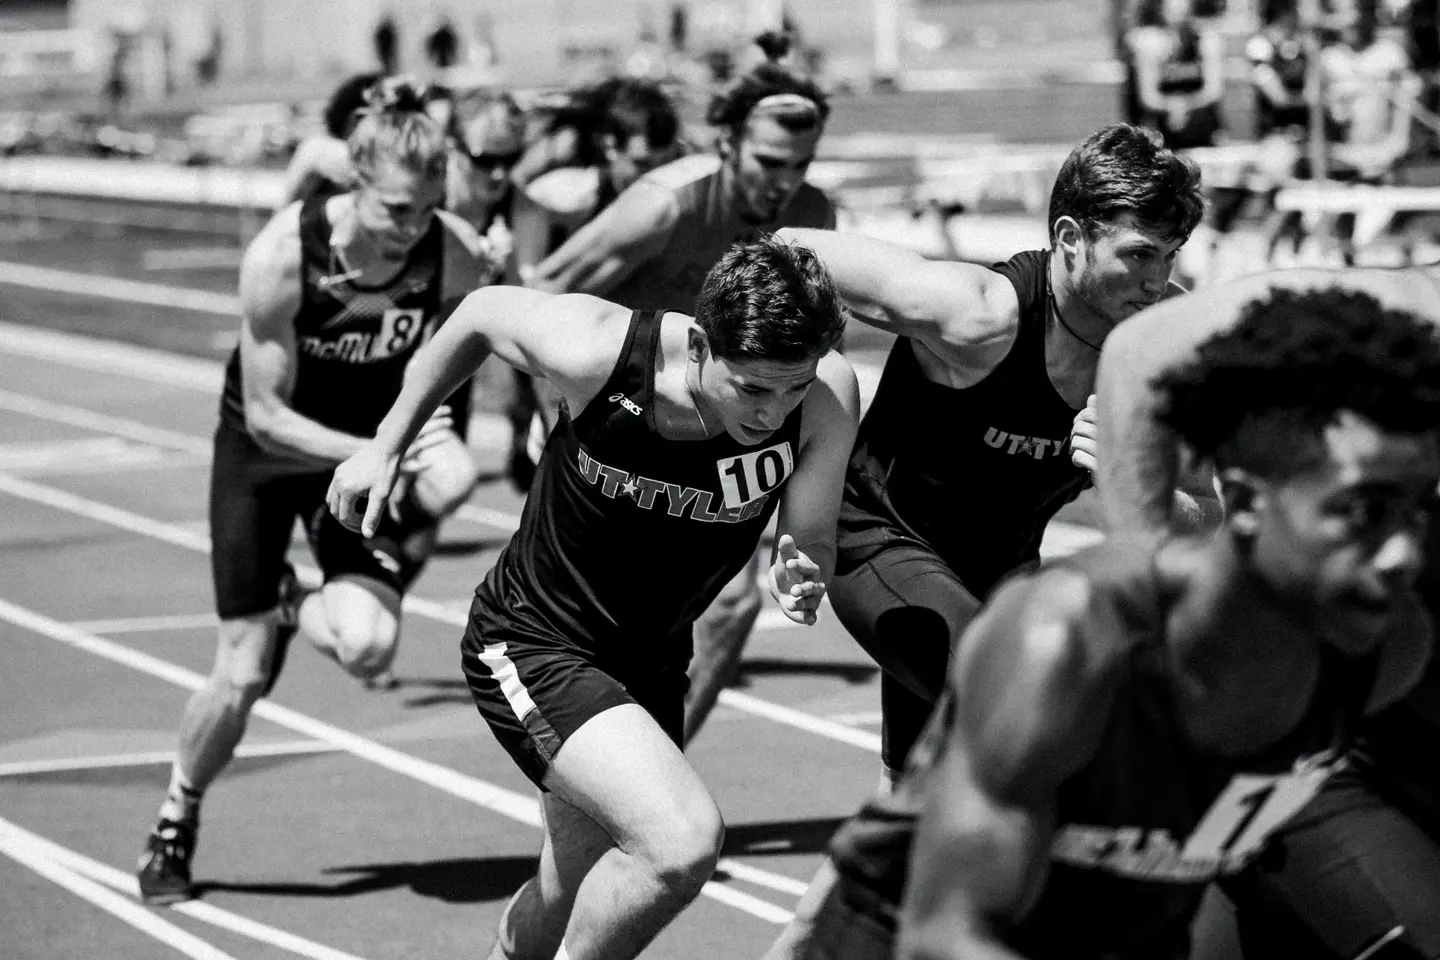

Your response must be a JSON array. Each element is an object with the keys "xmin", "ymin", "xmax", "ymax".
[
  {"xmin": 838, "ymin": 250, "xmax": 1090, "ymax": 588},
  {"xmin": 829, "ymin": 536, "xmax": 1377, "ymax": 960},
  {"xmin": 469, "ymin": 309, "xmax": 804, "ymax": 662},
  {"xmin": 219, "ymin": 195, "xmax": 450, "ymax": 440}
]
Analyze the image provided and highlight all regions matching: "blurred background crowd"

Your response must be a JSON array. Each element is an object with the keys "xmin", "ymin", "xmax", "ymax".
[{"xmin": 2, "ymin": 0, "xmax": 1439, "ymax": 283}]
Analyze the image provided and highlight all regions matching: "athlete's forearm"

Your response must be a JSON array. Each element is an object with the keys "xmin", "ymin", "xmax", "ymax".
[
  {"xmin": 246, "ymin": 403, "xmax": 369, "ymax": 469},
  {"xmin": 372, "ymin": 309, "xmax": 492, "ymax": 457}
]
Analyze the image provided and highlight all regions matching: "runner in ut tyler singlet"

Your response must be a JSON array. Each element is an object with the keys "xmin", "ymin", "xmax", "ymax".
[
  {"xmin": 523, "ymin": 58, "xmax": 836, "ymax": 744},
  {"xmin": 327, "ymin": 235, "xmax": 860, "ymax": 960},
  {"xmin": 136, "ymin": 78, "xmax": 501, "ymax": 905}
]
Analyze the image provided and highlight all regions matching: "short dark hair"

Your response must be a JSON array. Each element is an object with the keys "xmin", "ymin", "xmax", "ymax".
[
  {"xmin": 706, "ymin": 63, "xmax": 830, "ymax": 138},
  {"xmin": 1155, "ymin": 288, "xmax": 1440, "ymax": 477},
  {"xmin": 324, "ymin": 72, "xmax": 383, "ymax": 139},
  {"xmin": 597, "ymin": 77, "xmax": 680, "ymax": 150},
  {"xmin": 694, "ymin": 235, "xmax": 847, "ymax": 363},
  {"xmin": 1048, "ymin": 123, "xmax": 1205, "ymax": 245}
]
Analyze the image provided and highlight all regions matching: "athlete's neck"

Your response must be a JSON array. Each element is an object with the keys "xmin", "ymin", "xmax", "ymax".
[
  {"xmin": 328, "ymin": 194, "xmax": 410, "ymax": 281},
  {"xmin": 1047, "ymin": 254, "xmax": 1112, "ymax": 355},
  {"xmin": 1156, "ymin": 537, "xmax": 1322, "ymax": 757}
]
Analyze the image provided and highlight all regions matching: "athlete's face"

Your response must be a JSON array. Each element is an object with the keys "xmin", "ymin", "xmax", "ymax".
[
  {"xmin": 1059, "ymin": 213, "xmax": 1185, "ymax": 326},
  {"xmin": 354, "ymin": 159, "xmax": 446, "ymax": 258},
  {"xmin": 725, "ymin": 114, "xmax": 823, "ymax": 224},
  {"xmin": 691, "ymin": 337, "xmax": 821, "ymax": 446},
  {"xmin": 605, "ymin": 131, "xmax": 681, "ymax": 193},
  {"xmin": 462, "ymin": 109, "xmax": 524, "ymax": 206},
  {"xmin": 1237, "ymin": 412, "xmax": 1439, "ymax": 653}
]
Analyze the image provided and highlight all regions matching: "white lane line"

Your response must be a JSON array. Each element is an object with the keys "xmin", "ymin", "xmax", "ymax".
[
  {"xmin": 69, "ymin": 612, "xmax": 219, "ymax": 634},
  {"xmin": 718, "ymin": 690, "xmax": 882, "ymax": 753},
  {"xmin": 0, "ymin": 389, "xmax": 524, "ymax": 531},
  {"xmin": 0, "ymin": 815, "xmax": 368, "ymax": 960},
  {"xmin": 0, "ymin": 388, "xmax": 211, "ymax": 454},
  {"xmin": 0, "ymin": 816, "xmax": 238, "ymax": 960},
  {"xmin": 0, "ymin": 739, "xmax": 338, "ymax": 778},
  {"xmin": 0, "ymin": 320, "xmax": 223, "ymax": 392},
  {"xmin": 715, "ymin": 860, "xmax": 810, "ymax": 898},
  {"xmin": 0, "ymin": 597, "xmax": 796, "ymax": 925},
  {"xmin": 0, "ymin": 261, "xmax": 240, "ymax": 315},
  {"xmin": 826, "ymin": 711, "xmax": 885, "ymax": 726},
  {"xmin": 142, "ymin": 248, "xmax": 243, "ymax": 271}
]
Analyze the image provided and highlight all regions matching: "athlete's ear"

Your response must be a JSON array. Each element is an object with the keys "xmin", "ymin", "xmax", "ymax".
[
  {"xmin": 1218, "ymin": 466, "xmax": 1264, "ymax": 543},
  {"xmin": 686, "ymin": 326, "xmax": 710, "ymax": 364},
  {"xmin": 1052, "ymin": 216, "xmax": 1084, "ymax": 261}
]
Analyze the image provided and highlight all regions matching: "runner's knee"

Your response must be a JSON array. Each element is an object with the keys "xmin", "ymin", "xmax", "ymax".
[
  {"xmin": 633, "ymin": 798, "xmax": 725, "ymax": 900},
  {"xmin": 331, "ymin": 617, "xmax": 399, "ymax": 678},
  {"xmin": 212, "ymin": 617, "xmax": 279, "ymax": 706},
  {"xmin": 408, "ymin": 431, "xmax": 479, "ymax": 517}
]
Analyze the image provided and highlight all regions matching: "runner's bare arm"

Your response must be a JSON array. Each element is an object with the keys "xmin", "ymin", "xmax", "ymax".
[
  {"xmin": 331, "ymin": 288, "xmax": 624, "ymax": 535},
  {"xmin": 898, "ymin": 569, "xmax": 1113, "ymax": 960},
  {"xmin": 769, "ymin": 352, "xmax": 861, "ymax": 625},
  {"xmin": 279, "ymin": 137, "xmax": 351, "ymax": 207},
  {"xmin": 1097, "ymin": 268, "xmax": 1440, "ymax": 534},
  {"xmin": 237, "ymin": 203, "xmax": 372, "ymax": 468},
  {"xmin": 526, "ymin": 181, "xmax": 680, "ymax": 295},
  {"xmin": 776, "ymin": 228, "xmax": 1019, "ymax": 371}
]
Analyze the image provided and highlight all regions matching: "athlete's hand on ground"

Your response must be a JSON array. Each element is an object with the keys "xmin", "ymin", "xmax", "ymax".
[
  {"xmin": 399, "ymin": 406, "xmax": 454, "ymax": 474},
  {"xmin": 770, "ymin": 534, "xmax": 825, "ymax": 626},
  {"xmin": 328, "ymin": 444, "xmax": 403, "ymax": 538},
  {"xmin": 1069, "ymin": 394, "xmax": 1098, "ymax": 478}
]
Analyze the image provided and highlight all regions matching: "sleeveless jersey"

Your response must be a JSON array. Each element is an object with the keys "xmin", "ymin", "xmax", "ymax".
[
  {"xmin": 838, "ymin": 250, "xmax": 1089, "ymax": 589},
  {"xmin": 469, "ymin": 310, "xmax": 804, "ymax": 662},
  {"xmin": 606, "ymin": 153, "xmax": 835, "ymax": 311},
  {"xmin": 830, "ymin": 536, "xmax": 1375, "ymax": 960},
  {"xmin": 219, "ymin": 195, "xmax": 454, "ymax": 441}
]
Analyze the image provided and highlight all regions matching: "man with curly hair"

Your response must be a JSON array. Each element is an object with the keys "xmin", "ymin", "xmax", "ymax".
[
  {"xmin": 1098, "ymin": 266, "xmax": 1440, "ymax": 959},
  {"xmin": 781, "ymin": 287, "xmax": 1440, "ymax": 960}
]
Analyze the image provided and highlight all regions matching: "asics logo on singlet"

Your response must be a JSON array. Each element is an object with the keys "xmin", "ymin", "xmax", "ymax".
[
  {"xmin": 1050, "ymin": 749, "xmax": 1344, "ymax": 882},
  {"xmin": 298, "ymin": 308, "xmax": 427, "ymax": 364},
  {"xmin": 609, "ymin": 393, "xmax": 643, "ymax": 416},
  {"xmin": 983, "ymin": 427, "xmax": 1068, "ymax": 460},
  {"xmin": 576, "ymin": 447, "xmax": 775, "ymax": 524}
]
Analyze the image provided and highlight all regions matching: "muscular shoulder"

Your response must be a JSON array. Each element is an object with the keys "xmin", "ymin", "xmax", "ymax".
[
  {"xmin": 239, "ymin": 202, "xmax": 303, "ymax": 319},
  {"xmin": 638, "ymin": 153, "xmax": 722, "ymax": 195},
  {"xmin": 957, "ymin": 564, "xmax": 1127, "ymax": 798},
  {"xmin": 800, "ymin": 350, "xmax": 861, "ymax": 440},
  {"xmin": 522, "ymin": 166, "xmax": 602, "ymax": 217}
]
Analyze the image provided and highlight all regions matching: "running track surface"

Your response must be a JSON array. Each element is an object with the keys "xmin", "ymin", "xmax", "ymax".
[{"xmin": 0, "ymin": 213, "xmax": 1105, "ymax": 960}]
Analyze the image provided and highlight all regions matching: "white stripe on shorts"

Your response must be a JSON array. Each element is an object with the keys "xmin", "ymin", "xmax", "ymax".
[{"xmin": 477, "ymin": 641, "xmax": 538, "ymax": 721}]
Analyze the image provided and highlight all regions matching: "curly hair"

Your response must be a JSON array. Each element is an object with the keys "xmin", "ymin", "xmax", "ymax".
[
  {"xmin": 1155, "ymin": 288, "xmax": 1440, "ymax": 476},
  {"xmin": 694, "ymin": 234, "xmax": 847, "ymax": 363},
  {"xmin": 706, "ymin": 62, "xmax": 830, "ymax": 138},
  {"xmin": 1048, "ymin": 123, "xmax": 1205, "ymax": 245}
]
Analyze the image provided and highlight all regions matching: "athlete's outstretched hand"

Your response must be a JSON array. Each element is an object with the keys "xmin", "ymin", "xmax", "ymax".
[
  {"xmin": 328, "ymin": 407, "xmax": 452, "ymax": 538},
  {"xmin": 1069, "ymin": 394, "xmax": 1098, "ymax": 479},
  {"xmin": 771, "ymin": 534, "xmax": 825, "ymax": 626}
]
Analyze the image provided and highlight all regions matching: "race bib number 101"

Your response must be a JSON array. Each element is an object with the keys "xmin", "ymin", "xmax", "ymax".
[{"xmin": 716, "ymin": 441, "xmax": 794, "ymax": 508}]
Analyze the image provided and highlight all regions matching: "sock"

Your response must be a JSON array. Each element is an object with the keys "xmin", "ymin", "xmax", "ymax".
[{"xmin": 158, "ymin": 767, "xmax": 203, "ymax": 825}]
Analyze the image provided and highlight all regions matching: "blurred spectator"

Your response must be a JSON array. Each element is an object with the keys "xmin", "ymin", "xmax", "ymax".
[
  {"xmin": 473, "ymin": 12, "xmax": 500, "ymax": 68},
  {"xmin": 1323, "ymin": 0, "xmax": 1419, "ymax": 176},
  {"xmin": 425, "ymin": 16, "xmax": 460, "ymax": 70},
  {"xmin": 196, "ymin": 23, "xmax": 223, "ymax": 86},
  {"xmin": 374, "ymin": 15, "xmax": 400, "ymax": 74},
  {"xmin": 1248, "ymin": 0, "xmax": 1314, "ymax": 135},
  {"xmin": 1126, "ymin": 0, "xmax": 1227, "ymax": 147},
  {"xmin": 670, "ymin": 2, "xmax": 689, "ymax": 53}
]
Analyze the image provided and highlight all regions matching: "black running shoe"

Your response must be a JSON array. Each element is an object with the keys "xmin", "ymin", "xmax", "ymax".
[{"xmin": 137, "ymin": 818, "xmax": 196, "ymax": 904}]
